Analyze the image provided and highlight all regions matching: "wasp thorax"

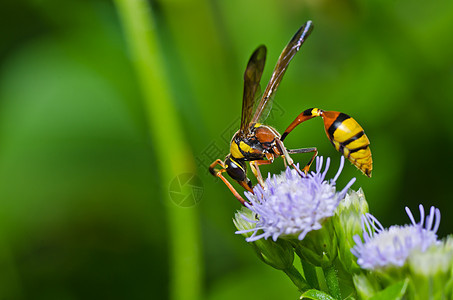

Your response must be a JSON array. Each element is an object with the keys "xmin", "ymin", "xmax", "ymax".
[
  {"xmin": 229, "ymin": 131, "xmax": 253, "ymax": 160},
  {"xmin": 254, "ymin": 125, "xmax": 280, "ymax": 144}
]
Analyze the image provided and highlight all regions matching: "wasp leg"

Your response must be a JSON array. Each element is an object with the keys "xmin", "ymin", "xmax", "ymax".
[
  {"xmin": 273, "ymin": 138, "xmax": 306, "ymax": 177},
  {"xmin": 250, "ymin": 153, "xmax": 275, "ymax": 187},
  {"xmin": 209, "ymin": 159, "xmax": 248, "ymax": 206},
  {"xmin": 209, "ymin": 159, "xmax": 224, "ymax": 176},
  {"xmin": 249, "ymin": 161, "xmax": 263, "ymax": 187},
  {"xmin": 287, "ymin": 147, "xmax": 318, "ymax": 174}
]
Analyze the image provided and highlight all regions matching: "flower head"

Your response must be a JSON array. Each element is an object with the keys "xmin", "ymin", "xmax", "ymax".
[
  {"xmin": 235, "ymin": 156, "xmax": 356, "ymax": 242},
  {"xmin": 351, "ymin": 205, "xmax": 441, "ymax": 270},
  {"xmin": 233, "ymin": 207, "xmax": 295, "ymax": 270}
]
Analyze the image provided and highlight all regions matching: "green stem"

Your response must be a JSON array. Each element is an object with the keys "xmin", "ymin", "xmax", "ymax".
[
  {"xmin": 283, "ymin": 265, "xmax": 311, "ymax": 292},
  {"xmin": 113, "ymin": 1, "xmax": 202, "ymax": 300},
  {"xmin": 323, "ymin": 265, "xmax": 341, "ymax": 300},
  {"xmin": 0, "ymin": 228, "xmax": 23, "ymax": 298},
  {"xmin": 301, "ymin": 260, "xmax": 320, "ymax": 290}
]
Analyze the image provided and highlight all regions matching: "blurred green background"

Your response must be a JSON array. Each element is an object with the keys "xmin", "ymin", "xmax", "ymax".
[{"xmin": 1, "ymin": 0, "xmax": 452, "ymax": 299}]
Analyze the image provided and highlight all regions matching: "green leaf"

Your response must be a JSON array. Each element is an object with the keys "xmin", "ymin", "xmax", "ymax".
[
  {"xmin": 300, "ymin": 289, "xmax": 336, "ymax": 300},
  {"xmin": 369, "ymin": 279, "xmax": 409, "ymax": 300}
]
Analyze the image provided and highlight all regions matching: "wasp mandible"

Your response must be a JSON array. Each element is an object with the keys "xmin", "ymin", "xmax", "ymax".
[{"xmin": 209, "ymin": 21, "xmax": 372, "ymax": 205}]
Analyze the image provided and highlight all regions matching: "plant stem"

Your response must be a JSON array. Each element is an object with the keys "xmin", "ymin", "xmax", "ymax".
[
  {"xmin": 324, "ymin": 265, "xmax": 341, "ymax": 300},
  {"xmin": 301, "ymin": 260, "xmax": 320, "ymax": 290},
  {"xmin": 283, "ymin": 265, "xmax": 311, "ymax": 292},
  {"xmin": 113, "ymin": 1, "xmax": 202, "ymax": 300}
]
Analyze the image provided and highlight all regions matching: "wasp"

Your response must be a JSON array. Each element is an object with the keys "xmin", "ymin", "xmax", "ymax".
[{"xmin": 209, "ymin": 21, "xmax": 372, "ymax": 205}]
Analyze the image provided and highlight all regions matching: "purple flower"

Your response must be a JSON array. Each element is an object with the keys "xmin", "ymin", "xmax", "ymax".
[
  {"xmin": 351, "ymin": 205, "xmax": 441, "ymax": 270},
  {"xmin": 236, "ymin": 156, "xmax": 356, "ymax": 242}
]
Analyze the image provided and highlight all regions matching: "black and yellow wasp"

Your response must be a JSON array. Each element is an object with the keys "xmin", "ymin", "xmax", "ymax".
[{"xmin": 209, "ymin": 21, "xmax": 372, "ymax": 205}]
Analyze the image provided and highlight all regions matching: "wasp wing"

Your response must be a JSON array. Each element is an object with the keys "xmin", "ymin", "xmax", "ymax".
[
  {"xmin": 251, "ymin": 21, "xmax": 313, "ymax": 124},
  {"xmin": 240, "ymin": 45, "xmax": 267, "ymax": 136}
]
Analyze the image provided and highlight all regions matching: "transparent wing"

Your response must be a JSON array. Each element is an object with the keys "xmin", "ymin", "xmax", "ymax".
[
  {"xmin": 251, "ymin": 21, "xmax": 313, "ymax": 124},
  {"xmin": 239, "ymin": 45, "xmax": 267, "ymax": 136}
]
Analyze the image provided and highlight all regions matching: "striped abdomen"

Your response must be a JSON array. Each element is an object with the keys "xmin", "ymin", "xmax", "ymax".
[{"xmin": 321, "ymin": 111, "xmax": 372, "ymax": 177}]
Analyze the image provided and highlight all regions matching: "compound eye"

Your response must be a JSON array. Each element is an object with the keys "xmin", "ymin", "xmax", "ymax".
[{"xmin": 225, "ymin": 158, "xmax": 246, "ymax": 181}]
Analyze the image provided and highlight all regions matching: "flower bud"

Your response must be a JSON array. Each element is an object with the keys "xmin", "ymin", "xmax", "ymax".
[
  {"xmin": 333, "ymin": 188, "xmax": 369, "ymax": 273},
  {"xmin": 291, "ymin": 218, "xmax": 338, "ymax": 268},
  {"xmin": 407, "ymin": 236, "xmax": 453, "ymax": 299},
  {"xmin": 353, "ymin": 272, "xmax": 380, "ymax": 299}
]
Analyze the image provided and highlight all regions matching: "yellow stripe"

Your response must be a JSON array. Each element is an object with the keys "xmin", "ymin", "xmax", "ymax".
[
  {"xmin": 230, "ymin": 141, "xmax": 244, "ymax": 159},
  {"xmin": 342, "ymin": 147, "xmax": 350, "ymax": 158},
  {"xmin": 350, "ymin": 148, "xmax": 371, "ymax": 159},
  {"xmin": 333, "ymin": 118, "xmax": 363, "ymax": 142},
  {"xmin": 348, "ymin": 150, "xmax": 372, "ymax": 163},
  {"xmin": 347, "ymin": 135, "xmax": 370, "ymax": 149},
  {"xmin": 239, "ymin": 141, "xmax": 252, "ymax": 153},
  {"xmin": 230, "ymin": 157, "xmax": 246, "ymax": 172},
  {"xmin": 332, "ymin": 140, "xmax": 341, "ymax": 152}
]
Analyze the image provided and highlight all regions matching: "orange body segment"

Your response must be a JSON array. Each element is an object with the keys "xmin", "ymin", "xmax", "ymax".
[{"xmin": 283, "ymin": 108, "xmax": 373, "ymax": 177}]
